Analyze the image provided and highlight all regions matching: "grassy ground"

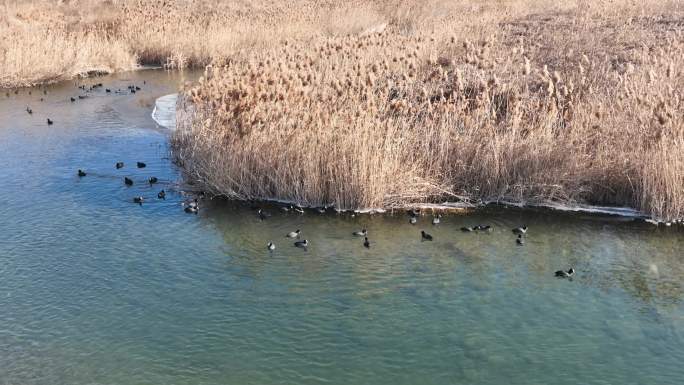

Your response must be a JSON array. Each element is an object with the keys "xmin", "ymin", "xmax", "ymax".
[{"xmin": 3, "ymin": 1, "xmax": 683, "ymax": 220}]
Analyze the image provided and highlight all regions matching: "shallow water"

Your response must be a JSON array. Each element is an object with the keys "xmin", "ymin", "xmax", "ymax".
[{"xmin": 1, "ymin": 70, "xmax": 684, "ymax": 385}]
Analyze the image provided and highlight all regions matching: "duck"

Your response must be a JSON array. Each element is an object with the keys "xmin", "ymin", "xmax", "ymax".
[
  {"xmin": 294, "ymin": 206, "xmax": 305, "ymax": 214},
  {"xmin": 363, "ymin": 237, "xmax": 370, "ymax": 248},
  {"xmin": 352, "ymin": 228, "xmax": 367, "ymax": 237},
  {"xmin": 130, "ymin": 89, "xmax": 136, "ymax": 94},
  {"xmin": 554, "ymin": 268, "xmax": 575, "ymax": 278},
  {"xmin": 105, "ymin": 89, "xmax": 111, "ymax": 93},
  {"xmin": 432, "ymin": 214, "xmax": 442, "ymax": 225},
  {"xmin": 46, "ymin": 118, "xmax": 53, "ymax": 125},
  {"xmin": 115, "ymin": 162, "xmax": 124, "ymax": 169},
  {"xmin": 135, "ymin": 86, "xmax": 141, "ymax": 91},
  {"xmin": 149, "ymin": 177, "xmax": 158, "ymax": 184},
  {"xmin": 184, "ymin": 198, "xmax": 199, "ymax": 209},
  {"xmin": 26, "ymin": 106, "xmax": 32, "ymax": 114},
  {"xmin": 133, "ymin": 196, "xmax": 144, "ymax": 205},
  {"xmin": 409, "ymin": 216, "xmax": 417, "ymax": 225},
  {"xmin": 408, "ymin": 208, "xmax": 420, "ymax": 217},
  {"xmin": 421, "ymin": 230, "xmax": 433, "ymax": 241},
  {"xmin": 157, "ymin": 190, "xmax": 166, "ymax": 199},
  {"xmin": 78, "ymin": 95, "xmax": 86, "ymax": 99},
  {"xmin": 77, "ymin": 169, "xmax": 86, "ymax": 177},
  {"xmin": 461, "ymin": 226, "xmax": 475, "ymax": 232},
  {"xmin": 184, "ymin": 205, "xmax": 198, "ymax": 214},
  {"xmin": 286, "ymin": 229, "xmax": 301, "ymax": 238},
  {"xmin": 70, "ymin": 97, "xmax": 76, "ymax": 102},
  {"xmin": 512, "ymin": 226, "xmax": 528, "ymax": 235},
  {"xmin": 294, "ymin": 239, "xmax": 309, "ymax": 249},
  {"xmin": 281, "ymin": 205, "xmax": 292, "ymax": 212},
  {"xmin": 124, "ymin": 177, "xmax": 133, "ymax": 186},
  {"xmin": 267, "ymin": 242, "xmax": 276, "ymax": 251},
  {"xmin": 257, "ymin": 209, "xmax": 268, "ymax": 220},
  {"xmin": 516, "ymin": 234, "xmax": 524, "ymax": 245},
  {"xmin": 136, "ymin": 162, "xmax": 146, "ymax": 168},
  {"xmin": 316, "ymin": 206, "xmax": 327, "ymax": 214}
]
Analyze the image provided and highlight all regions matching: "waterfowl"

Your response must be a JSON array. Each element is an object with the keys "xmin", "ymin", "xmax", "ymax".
[
  {"xmin": 353, "ymin": 228, "xmax": 367, "ymax": 237},
  {"xmin": 70, "ymin": 97, "xmax": 76, "ymax": 102},
  {"xmin": 106, "ymin": 89, "xmax": 111, "ymax": 93},
  {"xmin": 363, "ymin": 237, "xmax": 370, "ymax": 248},
  {"xmin": 115, "ymin": 162, "xmax": 124, "ymax": 169},
  {"xmin": 294, "ymin": 239, "xmax": 309, "ymax": 249},
  {"xmin": 409, "ymin": 216, "xmax": 417, "ymax": 225},
  {"xmin": 555, "ymin": 268, "xmax": 575, "ymax": 278},
  {"xmin": 184, "ymin": 206, "xmax": 198, "ymax": 214},
  {"xmin": 421, "ymin": 230, "xmax": 433, "ymax": 241},
  {"xmin": 184, "ymin": 198, "xmax": 199, "ymax": 209},
  {"xmin": 461, "ymin": 226, "xmax": 475, "ymax": 232},
  {"xmin": 286, "ymin": 229, "xmax": 301, "ymax": 238},
  {"xmin": 149, "ymin": 177, "xmax": 158, "ymax": 184},
  {"xmin": 257, "ymin": 209, "xmax": 268, "ymax": 220},
  {"xmin": 476, "ymin": 225, "xmax": 492, "ymax": 231},
  {"xmin": 26, "ymin": 106, "xmax": 32, "ymax": 114},
  {"xmin": 130, "ymin": 89, "xmax": 136, "ymax": 94},
  {"xmin": 158, "ymin": 190, "xmax": 166, "ymax": 199},
  {"xmin": 408, "ymin": 208, "xmax": 420, "ymax": 217},
  {"xmin": 136, "ymin": 162, "xmax": 146, "ymax": 168},
  {"xmin": 77, "ymin": 169, "xmax": 86, "ymax": 177},
  {"xmin": 267, "ymin": 242, "xmax": 276, "ymax": 251},
  {"xmin": 135, "ymin": 86, "xmax": 141, "ymax": 91},
  {"xmin": 133, "ymin": 196, "xmax": 144, "ymax": 205},
  {"xmin": 294, "ymin": 206, "xmax": 305, "ymax": 214},
  {"xmin": 78, "ymin": 95, "xmax": 86, "ymax": 100},
  {"xmin": 47, "ymin": 118, "xmax": 53, "ymax": 125},
  {"xmin": 516, "ymin": 234, "xmax": 524, "ymax": 245},
  {"xmin": 317, "ymin": 207, "xmax": 327, "ymax": 214},
  {"xmin": 432, "ymin": 214, "xmax": 442, "ymax": 225},
  {"xmin": 124, "ymin": 177, "xmax": 133, "ymax": 186},
  {"xmin": 512, "ymin": 226, "xmax": 528, "ymax": 235},
  {"xmin": 281, "ymin": 205, "xmax": 292, "ymax": 212}
]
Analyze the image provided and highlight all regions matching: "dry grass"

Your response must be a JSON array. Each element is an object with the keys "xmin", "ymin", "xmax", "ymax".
[
  {"xmin": 2, "ymin": 0, "xmax": 683, "ymax": 220},
  {"xmin": 171, "ymin": 0, "xmax": 684, "ymax": 220}
]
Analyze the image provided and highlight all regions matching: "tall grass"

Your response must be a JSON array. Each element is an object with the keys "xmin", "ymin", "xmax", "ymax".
[{"xmin": 171, "ymin": 0, "xmax": 684, "ymax": 220}]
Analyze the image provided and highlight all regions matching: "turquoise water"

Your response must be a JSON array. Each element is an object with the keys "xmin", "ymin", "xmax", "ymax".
[{"xmin": 1, "ymin": 71, "xmax": 684, "ymax": 385}]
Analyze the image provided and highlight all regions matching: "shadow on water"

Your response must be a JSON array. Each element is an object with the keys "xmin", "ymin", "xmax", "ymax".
[{"xmin": 1, "ymin": 70, "xmax": 684, "ymax": 385}]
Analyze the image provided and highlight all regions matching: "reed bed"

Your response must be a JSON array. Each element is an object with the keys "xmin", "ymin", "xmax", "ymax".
[{"xmin": 172, "ymin": 0, "xmax": 684, "ymax": 220}]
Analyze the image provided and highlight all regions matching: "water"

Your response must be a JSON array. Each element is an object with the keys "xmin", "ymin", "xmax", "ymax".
[{"xmin": 1, "ymin": 71, "xmax": 684, "ymax": 385}]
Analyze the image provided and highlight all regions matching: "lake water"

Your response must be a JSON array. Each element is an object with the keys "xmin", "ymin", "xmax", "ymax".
[{"xmin": 1, "ymin": 70, "xmax": 684, "ymax": 385}]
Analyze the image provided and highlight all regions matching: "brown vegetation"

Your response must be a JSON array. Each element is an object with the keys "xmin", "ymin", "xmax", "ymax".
[
  {"xmin": 2, "ymin": 0, "xmax": 683, "ymax": 220},
  {"xmin": 171, "ymin": 0, "xmax": 684, "ymax": 220}
]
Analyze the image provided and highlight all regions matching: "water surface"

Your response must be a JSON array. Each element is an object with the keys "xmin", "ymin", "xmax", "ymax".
[{"xmin": 1, "ymin": 70, "xmax": 683, "ymax": 385}]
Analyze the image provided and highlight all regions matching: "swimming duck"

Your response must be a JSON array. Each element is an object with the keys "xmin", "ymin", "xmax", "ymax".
[
  {"xmin": 136, "ymin": 162, "xmax": 146, "ymax": 168},
  {"xmin": 421, "ymin": 230, "xmax": 433, "ymax": 241},
  {"xmin": 516, "ymin": 234, "xmax": 524, "ymax": 245},
  {"xmin": 267, "ymin": 242, "xmax": 276, "ymax": 251},
  {"xmin": 281, "ymin": 205, "xmax": 292, "ymax": 212},
  {"xmin": 184, "ymin": 206, "xmax": 198, "ymax": 214},
  {"xmin": 135, "ymin": 86, "xmax": 141, "ymax": 91},
  {"xmin": 409, "ymin": 217, "xmax": 417, "ymax": 225},
  {"xmin": 70, "ymin": 97, "xmax": 76, "ymax": 102},
  {"xmin": 26, "ymin": 106, "xmax": 32, "ymax": 114},
  {"xmin": 364, "ymin": 237, "xmax": 370, "ymax": 248},
  {"xmin": 105, "ymin": 89, "xmax": 111, "ymax": 93},
  {"xmin": 47, "ymin": 118, "xmax": 53, "ymax": 125},
  {"xmin": 408, "ymin": 208, "xmax": 420, "ymax": 217},
  {"xmin": 184, "ymin": 198, "xmax": 199, "ymax": 209},
  {"xmin": 130, "ymin": 89, "xmax": 136, "ymax": 94},
  {"xmin": 77, "ymin": 169, "xmax": 86, "ymax": 177},
  {"xmin": 286, "ymin": 229, "xmax": 301, "ymax": 238},
  {"xmin": 115, "ymin": 162, "xmax": 124, "ymax": 169},
  {"xmin": 317, "ymin": 206, "xmax": 327, "ymax": 214},
  {"xmin": 294, "ymin": 206, "xmax": 305, "ymax": 214},
  {"xmin": 554, "ymin": 268, "xmax": 575, "ymax": 278},
  {"xmin": 512, "ymin": 226, "xmax": 528, "ymax": 235},
  {"xmin": 461, "ymin": 226, "xmax": 475, "ymax": 232},
  {"xmin": 432, "ymin": 214, "xmax": 442, "ymax": 225},
  {"xmin": 353, "ymin": 228, "xmax": 367, "ymax": 237},
  {"xmin": 294, "ymin": 239, "xmax": 309, "ymax": 249},
  {"xmin": 257, "ymin": 209, "xmax": 268, "ymax": 220},
  {"xmin": 133, "ymin": 196, "xmax": 144, "ymax": 205},
  {"xmin": 158, "ymin": 190, "xmax": 166, "ymax": 199},
  {"xmin": 149, "ymin": 177, "xmax": 158, "ymax": 184},
  {"xmin": 124, "ymin": 177, "xmax": 133, "ymax": 186}
]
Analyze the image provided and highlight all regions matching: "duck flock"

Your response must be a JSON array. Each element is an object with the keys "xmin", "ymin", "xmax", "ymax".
[
  {"xmin": 260, "ymin": 206, "xmax": 575, "ymax": 280},
  {"xmin": 11, "ymin": 79, "xmax": 575, "ymax": 280}
]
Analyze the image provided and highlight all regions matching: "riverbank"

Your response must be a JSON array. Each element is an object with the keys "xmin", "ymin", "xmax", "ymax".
[{"xmin": 172, "ymin": 0, "xmax": 684, "ymax": 221}]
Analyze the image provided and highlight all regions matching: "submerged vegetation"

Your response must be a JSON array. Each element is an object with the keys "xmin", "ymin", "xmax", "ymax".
[{"xmin": 2, "ymin": 0, "xmax": 683, "ymax": 220}]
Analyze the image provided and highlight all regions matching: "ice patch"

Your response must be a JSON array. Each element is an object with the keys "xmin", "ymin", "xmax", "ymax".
[{"xmin": 152, "ymin": 93, "xmax": 178, "ymax": 129}]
